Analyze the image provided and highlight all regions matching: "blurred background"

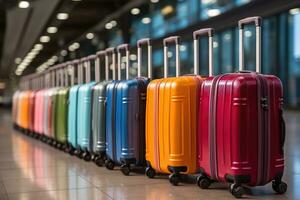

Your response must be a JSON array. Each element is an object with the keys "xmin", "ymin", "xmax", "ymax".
[{"xmin": 0, "ymin": 0, "xmax": 299, "ymax": 108}]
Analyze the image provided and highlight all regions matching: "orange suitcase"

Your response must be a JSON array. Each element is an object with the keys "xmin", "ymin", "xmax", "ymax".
[
  {"xmin": 19, "ymin": 89, "xmax": 30, "ymax": 132},
  {"xmin": 145, "ymin": 35, "xmax": 205, "ymax": 185}
]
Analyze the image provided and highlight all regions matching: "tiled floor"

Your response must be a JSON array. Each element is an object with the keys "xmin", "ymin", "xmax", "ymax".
[{"xmin": 0, "ymin": 108, "xmax": 299, "ymax": 200}]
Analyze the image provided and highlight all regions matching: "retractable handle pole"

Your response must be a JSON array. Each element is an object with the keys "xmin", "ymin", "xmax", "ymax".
[
  {"xmin": 117, "ymin": 44, "xmax": 130, "ymax": 80},
  {"xmin": 87, "ymin": 55, "xmax": 96, "ymax": 83},
  {"xmin": 96, "ymin": 51, "xmax": 107, "ymax": 82},
  {"xmin": 238, "ymin": 16, "xmax": 262, "ymax": 73},
  {"xmin": 71, "ymin": 60, "xmax": 79, "ymax": 85},
  {"xmin": 64, "ymin": 62, "xmax": 70, "ymax": 87},
  {"xmin": 163, "ymin": 36, "xmax": 180, "ymax": 78},
  {"xmin": 193, "ymin": 28, "xmax": 214, "ymax": 76},
  {"xmin": 137, "ymin": 38, "xmax": 152, "ymax": 79},
  {"xmin": 105, "ymin": 47, "xmax": 117, "ymax": 80}
]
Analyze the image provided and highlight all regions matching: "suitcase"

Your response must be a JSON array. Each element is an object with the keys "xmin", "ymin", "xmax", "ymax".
[
  {"xmin": 91, "ymin": 51, "xmax": 112, "ymax": 166},
  {"xmin": 43, "ymin": 70, "xmax": 55, "ymax": 143},
  {"xmin": 54, "ymin": 64, "xmax": 70, "ymax": 150},
  {"xmin": 12, "ymin": 90, "xmax": 20, "ymax": 129},
  {"xmin": 33, "ymin": 74, "xmax": 46, "ymax": 138},
  {"xmin": 28, "ymin": 90, "xmax": 36, "ymax": 135},
  {"xmin": 196, "ymin": 17, "xmax": 287, "ymax": 198},
  {"xmin": 145, "ymin": 36, "xmax": 203, "ymax": 185},
  {"xmin": 104, "ymin": 43, "xmax": 150, "ymax": 175},
  {"xmin": 67, "ymin": 60, "xmax": 81, "ymax": 155},
  {"xmin": 75, "ymin": 56, "xmax": 97, "ymax": 161}
]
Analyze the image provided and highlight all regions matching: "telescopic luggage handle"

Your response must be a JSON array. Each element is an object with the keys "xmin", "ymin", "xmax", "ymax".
[
  {"xmin": 137, "ymin": 38, "xmax": 152, "ymax": 79},
  {"xmin": 81, "ymin": 56, "xmax": 95, "ymax": 83},
  {"xmin": 105, "ymin": 47, "xmax": 117, "ymax": 80},
  {"xmin": 193, "ymin": 28, "xmax": 214, "ymax": 76},
  {"xmin": 238, "ymin": 16, "xmax": 262, "ymax": 73},
  {"xmin": 96, "ymin": 51, "xmax": 107, "ymax": 82},
  {"xmin": 163, "ymin": 36, "xmax": 180, "ymax": 78},
  {"xmin": 117, "ymin": 44, "xmax": 130, "ymax": 80}
]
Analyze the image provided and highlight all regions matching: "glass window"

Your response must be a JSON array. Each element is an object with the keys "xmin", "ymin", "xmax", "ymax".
[
  {"xmin": 262, "ymin": 17, "xmax": 278, "ymax": 74},
  {"xmin": 200, "ymin": 0, "xmax": 235, "ymax": 20},
  {"xmin": 220, "ymin": 29, "xmax": 234, "ymax": 73},
  {"xmin": 288, "ymin": 9, "xmax": 300, "ymax": 107}
]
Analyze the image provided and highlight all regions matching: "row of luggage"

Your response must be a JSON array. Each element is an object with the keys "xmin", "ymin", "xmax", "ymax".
[{"xmin": 12, "ymin": 16, "xmax": 287, "ymax": 198}]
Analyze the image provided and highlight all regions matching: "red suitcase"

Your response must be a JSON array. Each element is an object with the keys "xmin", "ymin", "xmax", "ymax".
[{"xmin": 197, "ymin": 17, "xmax": 287, "ymax": 198}]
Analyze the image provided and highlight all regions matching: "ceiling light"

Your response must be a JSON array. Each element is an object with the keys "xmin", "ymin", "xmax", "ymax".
[
  {"xmin": 105, "ymin": 22, "xmax": 113, "ymax": 29},
  {"xmin": 289, "ymin": 8, "xmax": 300, "ymax": 15},
  {"xmin": 161, "ymin": 5, "xmax": 174, "ymax": 15},
  {"xmin": 57, "ymin": 13, "xmax": 69, "ymax": 20},
  {"xmin": 73, "ymin": 42, "xmax": 80, "ymax": 49},
  {"xmin": 202, "ymin": 0, "xmax": 216, "ymax": 4},
  {"xmin": 180, "ymin": 45, "xmax": 186, "ymax": 51},
  {"xmin": 245, "ymin": 30, "xmax": 252, "ymax": 37},
  {"xmin": 213, "ymin": 41, "xmax": 218, "ymax": 48},
  {"xmin": 18, "ymin": 1, "xmax": 30, "ymax": 8},
  {"xmin": 131, "ymin": 8, "xmax": 140, "ymax": 15},
  {"xmin": 110, "ymin": 20, "xmax": 117, "ymax": 27},
  {"xmin": 34, "ymin": 44, "xmax": 43, "ymax": 51},
  {"xmin": 68, "ymin": 45, "xmax": 75, "ymax": 52},
  {"xmin": 40, "ymin": 36, "xmax": 50, "ymax": 43},
  {"xmin": 47, "ymin": 26, "xmax": 58, "ymax": 34},
  {"xmin": 130, "ymin": 54, "xmax": 137, "ymax": 61},
  {"xmin": 61, "ymin": 50, "xmax": 68, "ymax": 56},
  {"xmin": 141, "ymin": 17, "xmax": 151, "ymax": 24},
  {"xmin": 86, "ymin": 33, "xmax": 94, "ymax": 40},
  {"xmin": 207, "ymin": 9, "xmax": 221, "ymax": 17},
  {"xmin": 151, "ymin": 0, "xmax": 159, "ymax": 3},
  {"xmin": 15, "ymin": 58, "xmax": 22, "ymax": 64},
  {"xmin": 72, "ymin": 0, "xmax": 82, "ymax": 1}
]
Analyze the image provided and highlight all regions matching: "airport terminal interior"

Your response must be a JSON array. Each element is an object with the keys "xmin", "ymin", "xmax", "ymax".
[{"xmin": 0, "ymin": 0, "xmax": 300, "ymax": 199}]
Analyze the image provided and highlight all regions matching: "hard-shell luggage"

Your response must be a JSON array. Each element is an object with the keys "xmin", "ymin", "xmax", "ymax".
[
  {"xmin": 76, "ymin": 56, "xmax": 97, "ymax": 161},
  {"xmin": 43, "ymin": 69, "xmax": 55, "ymax": 143},
  {"xmin": 67, "ymin": 60, "xmax": 81, "ymax": 155},
  {"xmin": 28, "ymin": 89, "xmax": 36, "ymax": 135},
  {"xmin": 91, "ymin": 51, "xmax": 111, "ymax": 166},
  {"xmin": 145, "ymin": 36, "xmax": 203, "ymax": 185},
  {"xmin": 33, "ymin": 74, "xmax": 46, "ymax": 137},
  {"xmin": 20, "ymin": 90, "xmax": 31, "ymax": 132},
  {"xmin": 12, "ymin": 90, "xmax": 20, "ymax": 128},
  {"xmin": 54, "ymin": 64, "xmax": 69, "ymax": 150},
  {"xmin": 196, "ymin": 17, "xmax": 287, "ymax": 198},
  {"xmin": 104, "ymin": 43, "xmax": 150, "ymax": 175}
]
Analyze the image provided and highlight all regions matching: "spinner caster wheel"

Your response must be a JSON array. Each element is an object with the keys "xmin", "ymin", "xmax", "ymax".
[
  {"xmin": 272, "ymin": 181, "xmax": 287, "ymax": 194},
  {"xmin": 230, "ymin": 184, "xmax": 244, "ymax": 198},
  {"xmin": 169, "ymin": 173, "xmax": 180, "ymax": 186},
  {"xmin": 105, "ymin": 159, "xmax": 115, "ymax": 170},
  {"xmin": 145, "ymin": 167, "xmax": 156, "ymax": 179},
  {"xmin": 121, "ymin": 164, "xmax": 130, "ymax": 176}
]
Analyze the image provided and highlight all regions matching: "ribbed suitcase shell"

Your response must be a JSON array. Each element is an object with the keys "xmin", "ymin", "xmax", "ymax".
[
  {"xmin": 12, "ymin": 91, "xmax": 20, "ymax": 126},
  {"xmin": 55, "ymin": 88, "xmax": 69, "ymax": 144},
  {"xmin": 68, "ymin": 85, "xmax": 80, "ymax": 149},
  {"xmin": 91, "ymin": 81, "xmax": 111, "ymax": 154},
  {"xmin": 198, "ymin": 72, "xmax": 284, "ymax": 186},
  {"xmin": 146, "ymin": 76, "xmax": 201, "ymax": 174},
  {"xmin": 19, "ymin": 91, "xmax": 30, "ymax": 130},
  {"xmin": 33, "ymin": 90, "xmax": 46, "ymax": 135},
  {"xmin": 106, "ymin": 78, "xmax": 148, "ymax": 165},
  {"xmin": 28, "ymin": 91, "xmax": 36, "ymax": 133},
  {"xmin": 77, "ymin": 82, "xmax": 96, "ymax": 151}
]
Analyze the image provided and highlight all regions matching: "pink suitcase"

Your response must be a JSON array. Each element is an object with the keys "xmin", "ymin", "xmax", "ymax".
[
  {"xmin": 33, "ymin": 74, "xmax": 46, "ymax": 137},
  {"xmin": 197, "ymin": 17, "xmax": 287, "ymax": 198}
]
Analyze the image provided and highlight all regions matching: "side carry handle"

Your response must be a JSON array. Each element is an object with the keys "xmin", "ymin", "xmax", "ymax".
[
  {"xmin": 117, "ymin": 44, "xmax": 130, "ymax": 80},
  {"xmin": 238, "ymin": 16, "xmax": 262, "ymax": 73},
  {"xmin": 137, "ymin": 38, "xmax": 152, "ymax": 79},
  {"xmin": 105, "ymin": 47, "xmax": 117, "ymax": 80},
  {"xmin": 193, "ymin": 28, "xmax": 214, "ymax": 76},
  {"xmin": 163, "ymin": 36, "xmax": 180, "ymax": 78}
]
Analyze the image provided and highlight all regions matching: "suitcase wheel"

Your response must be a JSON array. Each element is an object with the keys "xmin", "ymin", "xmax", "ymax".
[
  {"xmin": 145, "ymin": 167, "xmax": 156, "ymax": 179},
  {"xmin": 197, "ymin": 176, "xmax": 211, "ymax": 189},
  {"xmin": 94, "ymin": 156, "xmax": 104, "ymax": 167},
  {"xmin": 169, "ymin": 173, "xmax": 181, "ymax": 186},
  {"xmin": 229, "ymin": 184, "xmax": 244, "ymax": 198},
  {"xmin": 82, "ymin": 151, "xmax": 92, "ymax": 162},
  {"xmin": 272, "ymin": 180, "xmax": 287, "ymax": 194},
  {"xmin": 121, "ymin": 164, "xmax": 131, "ymax": 176},
  {"xmin": 105, "ymin": 159, "xmax": 115, "ymax": 170}
]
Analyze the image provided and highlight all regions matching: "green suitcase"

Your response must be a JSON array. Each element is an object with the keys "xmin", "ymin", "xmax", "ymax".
[{"xmin": 54, "ymin": 64, "xmax": 70, "ymax": 150}]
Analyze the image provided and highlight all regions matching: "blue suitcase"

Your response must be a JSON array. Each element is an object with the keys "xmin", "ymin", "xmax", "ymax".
[
  {"xmin": 67, "ymin": 60, "xmax": 82, "ymax": 155},
  {"xmin": 105, "ymin": 42, "xmax": 152, "ymax": 175},
  {"xmin": 76, "ymin": 55, "xmax": 97, "ymax": 161}
]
